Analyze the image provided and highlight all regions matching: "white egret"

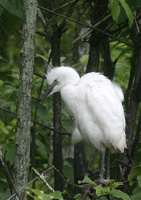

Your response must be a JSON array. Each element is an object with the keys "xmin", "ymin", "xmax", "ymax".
[{"xmin": 41, "ymin": 66, "xmax": 127, "ymax": 184}]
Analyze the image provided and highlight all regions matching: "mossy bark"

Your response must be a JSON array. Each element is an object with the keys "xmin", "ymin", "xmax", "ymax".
[{"xmin": 13, "ymin": 0, "xmax": 37, "ymax": 199}]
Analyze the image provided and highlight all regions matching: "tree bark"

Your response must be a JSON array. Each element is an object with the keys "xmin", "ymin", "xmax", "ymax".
[
  {"xmin": 86, "ymin": 0, "xmax": 109, "ymax": 73},
  {"xmin": 102, "ymin": 36, "xmax": 114, "ymax": 80},
  {"xmin": 50, "ymin": 25, "xmax": 63, "ymax": 191},
  {"xmin": 126, "ymin": 48, "xmax": 141, "ymax": 150},
  {"xmin": 13, "ymin": 0, "xmax": 37, "ymax": 199}
]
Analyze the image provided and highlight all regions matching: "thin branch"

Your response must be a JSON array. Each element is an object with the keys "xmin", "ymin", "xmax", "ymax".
[
  {"xmin": 52, "ymin": 165, "xmax": 83, "ymax": 189},
  {"xmin": 134, "ymin": 11, "xmax": 140, "ymax": 34},
  {"xmin": 36, "ymin": 30, "xmax": 46, "ymax": 37},
  {"xmin": 37, "ymin": 8, "xmax": 47, "ymax": 27},
  {"xmin": 7, "ymin": 166, "xmax": 54, "ymax": 200},
  {"xmin": 38, "ymin": 5, "xmax": 135, "ymax": 48},
  {"xmin": 0, "ymin": 107, "xmax": 16, "ymax": 116},
  {"xmin": 31, "ymin": 51, "xmax": 51, "ymax": 189},
  {"xmin": 73, "ymin": 13, "xmax": 112, "ymax": 44},
  {"xmin": 34, "ymin": 72, "xmax": 45, "ymax": 78},
  {"xmin": 0, "ymin": 107, "xmax": 71, "ymax": 135},
  {"xmin": 32, "ymin": 168, "xmax": 55, "ymax": 192},
  {"xmin": 59, "ymin": 0, "xmax": 79, "ymax": 31},
  {"xmin": 130, "ymin": 112, "xmax": 141, "ymax": 159},
  {"xmin": 0, "ymin": 147, "xmax": 21, "ymax": 200},
  {"xmin": 7, "ymin": 165, "xmax": 84, "ymax": 200},
  {"xmin": 53, "ymin": 0, "xmax": 78, "ymax": 12}
]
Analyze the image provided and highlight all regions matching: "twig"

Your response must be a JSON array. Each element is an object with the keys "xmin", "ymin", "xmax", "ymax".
[
  {"xmin": 0, "ymin": 147, "xmax": 21, "ymax": 200},
  {"xmin": 37, "ymin": 8, "xmax": 47, "ymax": 27},
  {"xmin": 52, "ymin": 165, "xmax": 83, "ymax": 189},
  {"xmin": 134, "ymin": 11, "xmax": 140, "ymax": 34},
  {"xmin": 0, "ymin": 107, "xmax": 16, "ymax": 116},
  {"xmin": 38, "ymin": 5, "xmax": 135, "ymax": 48},
  {"xmin": 73, "ymin": 13, "xmax": 112, "ymax": 44},
  {"xmin": 118, "ymin": 164, "xmax": 125, "ymax": 182},
  {"xmin": 34, "ymin": 72, "xmax": 45, "ymax": 78},
  {"xmin": 7, "ymin": 166, "xmax": 54, "ymax": 200},
  {"xmin": 53, "ymin": 0, "xmax": 78, "ymax": 12},
  {"xmin": 130, "ymin": 112, "xmax": 141, "ymax": 160},
  {"xmin": 0, "ymin": 107, "xmax": 71, "ymax": 135},
  {"xmin": 36, "ymin": 30, "xmax": 46, "ymax": 37},
  {"xmin": 59, "ymin": 0, "xmax": 79, "ymax": 31},
  {"xmin": 32, "ymin": 167, "xmax": 55, "ymax": 192},
  {"xmin": 112, "ymin": 158, "xmax": 133, "ymax": 168}
]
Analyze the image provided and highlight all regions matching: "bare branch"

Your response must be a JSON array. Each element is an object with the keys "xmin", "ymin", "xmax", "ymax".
[
  {"xmin": 32, "ymin": 168, "xmax": 55, "ymax": 192},
  {"xmin": 36, "ymin": 30, "xmax": 46, "ymax": 37},
  {"xmin": 53, "ymin": 0, "xmax": 78, "ymax": 12},
  {"xmin": 0, "ymin": 107, "xmax": 71, "ymax": 136},
  {"xmin": 7, "ymin": 166, "xmax": 55, "ymax": 200},
  {"xmin": 59, "ymin": 0, "xmax": 79, "ymax": 31},
  {"xmin": 130, "ymin": 112, "xmax": 141, "ymax": 159},
  {"xmin": 0, "ymin": 147, "xmax": 21, "ymax": 200},
  {"xmin": 38, "ymin": 5, "xmax": 135, "ymax": 48},
  {"xmin": 37, "ymin": 8, "xmax": 47, "ymax": 27},
  {"xmin": 73, "ymin": 13, "xmax": 112, "ymax": 44}
]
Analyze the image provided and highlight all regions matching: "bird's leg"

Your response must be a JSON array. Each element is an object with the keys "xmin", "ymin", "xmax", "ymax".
[
  {"xmin": 99, "ymin": 147, "xmax": 106, "ymax": 182},
  {"xmin": 105, "ymin": 148, "xmax": 110, "ymax": 181}
]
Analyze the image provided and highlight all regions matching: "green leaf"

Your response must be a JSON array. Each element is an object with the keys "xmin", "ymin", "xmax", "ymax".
[
  {"xmin": 0, "ymin": 5, "xmax": 3, "ymax": 16},
  {"xmin": 27, "ymin": 189, "xmax": 64, "ymax": 200},
  {"xmin": 63, "ymin": 165, "xmax": 74, "ymax": 183},
  {"xmin": 109, "ymin": 0, "xmax": 120, "ymax": 23},
  {"xmin": 110, "ymin": 189, "xmax": 131, "ymax": 200},
  {"xmin": 35, "ymin": 139, "xmax": 47, "ymax": 155},
  {"xmin": 119, "ymin": 0, "xmax": 133, "ymax": 28},
  {"xmin": 80, "ymin": 54, "xmax": 89, "ymax": 64},
  {"xmin": 60, "ymin": 56, "xmax": 66, "ymax": 64},
  {"xmin": 110, "ymin": 181, "xmax": 123, "ymax": 189},
  {"xmin": 73, "ymin": 193, "xmax": 81, "ymax": 200},
  {"xmin": 96, "ymin": 186, "xmax": 110, "ymax": 197},
  {"xmin": 27, "ymin": 187, "xmax": 44, "ymax": 196},
  {"xmin": 137, "ymin": 175, "xmax": 141, "ymax": 187},
  {"xmin": 48, "ymin": 191, "xmax": 63, "ymax": 199},
  {"xmin": 99, "ymin": 197, "xmax": 108, "ymax": 200},
  {"xmin": 78, "ymin": 176, "xmax": 97, "ymax": 187},
  {"xmin": 0, "ymin": 11, "xmax": 22, "ymax": 35},
  {"xmin": 128, "ymin": 165, "xmax": 141, "ymax": 181},
  {"xmin": 0, "ymin": 0, "xmax": 23, "ymax": 18},
  {"xmin": 35, "ymin": 54, "xmax": 49, "ymax": 62},
  {"xmin": 131, "ymin": 192, "xmax": 141, "ymax": 200}
]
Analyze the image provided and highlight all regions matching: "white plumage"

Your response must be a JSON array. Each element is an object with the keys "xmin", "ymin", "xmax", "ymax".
[{"xmin": 42, "ymin": 66, "xmax": 127, "ymax": 183}]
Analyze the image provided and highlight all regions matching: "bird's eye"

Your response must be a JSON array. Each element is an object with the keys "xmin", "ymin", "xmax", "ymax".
[
  {"xmin": 51, "ymin": 79, "xmax": 58, "ymax": 86},
  {"xmin": 54, "ymin": 79, "xmax": 58, "ymax": 84}
]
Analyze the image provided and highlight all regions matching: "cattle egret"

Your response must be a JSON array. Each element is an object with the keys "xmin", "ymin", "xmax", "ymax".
[{"xmin": 41, "ymin": 66, "xmax": 127, "ymax": 184}]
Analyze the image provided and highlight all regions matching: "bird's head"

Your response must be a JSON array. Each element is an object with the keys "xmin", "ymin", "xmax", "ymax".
[{"xmin": 41, "ymin": 66, "xmax": 80, "ymax": 102}]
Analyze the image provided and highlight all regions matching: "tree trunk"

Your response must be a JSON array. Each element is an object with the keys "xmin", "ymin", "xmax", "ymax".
[
  {"xmin": 86, "ymin": 31, "xmax": 100, "ymax": 73},
  {"xmin": 74, "ymin": 143, "xmax": 85, "ymax": 196},
  {"xmin": 86, "ymin": 0, "xmax": 109, "ymax": 73},
  {"xmin": 126, "ymin": 48, "xmax": 141, "ymax": 150},
  {"xmin": 13, "ymin": 0, "xmax": 37, "ymax": 199},
  {"xmin": 102, "ymin": 36, "xmax": 114, "ymax": 80},
  {"xmin": 72, "ymin": 17, "xmax": 86, "ymax": 195},
  {"xmin": 51, "ymin": 28, "xmax": 63, "ymax": 191},
  {"xmin": 118, "ymin": 48, "xmax": 141, "ymax": 181}
]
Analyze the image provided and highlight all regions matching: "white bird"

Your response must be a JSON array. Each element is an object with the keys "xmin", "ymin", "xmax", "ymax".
[{"xmin": 41, "ymin": 66, "xmax": 127, "ymax": 184}]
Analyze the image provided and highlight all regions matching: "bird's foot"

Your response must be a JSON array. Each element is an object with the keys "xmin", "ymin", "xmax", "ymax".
[{"xmin": 96, "ymin": 178, "xmax": 110, "ymax": 186}]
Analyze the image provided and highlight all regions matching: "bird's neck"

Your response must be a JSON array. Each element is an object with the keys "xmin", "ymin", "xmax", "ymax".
[{"xmin": 60, "ymin": 84, "xmax": 78, "ymax": 115}]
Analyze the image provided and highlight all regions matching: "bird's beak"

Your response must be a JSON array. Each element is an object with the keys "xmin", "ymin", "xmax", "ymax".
[{"xmin": 41, "ymin": 80, "xmax": 57, "ymax": 102}]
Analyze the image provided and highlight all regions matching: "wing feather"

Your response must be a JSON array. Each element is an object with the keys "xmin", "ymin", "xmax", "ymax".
[{"xmin": 79, "ymin": 73, "xmax": 126, "ymax": 152}]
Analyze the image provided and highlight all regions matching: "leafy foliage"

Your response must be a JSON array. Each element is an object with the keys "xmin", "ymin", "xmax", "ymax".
[
  {"xmin": 78, "ymin": 176, "xmax": 130, "ymax": 200},
  {"xmin": 0, "ymin": 0, "xmax": 23, "ymax": 18},
  {"xmin": 27, "ymin": 188, "xmax": 64, "ymax": 200}
]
